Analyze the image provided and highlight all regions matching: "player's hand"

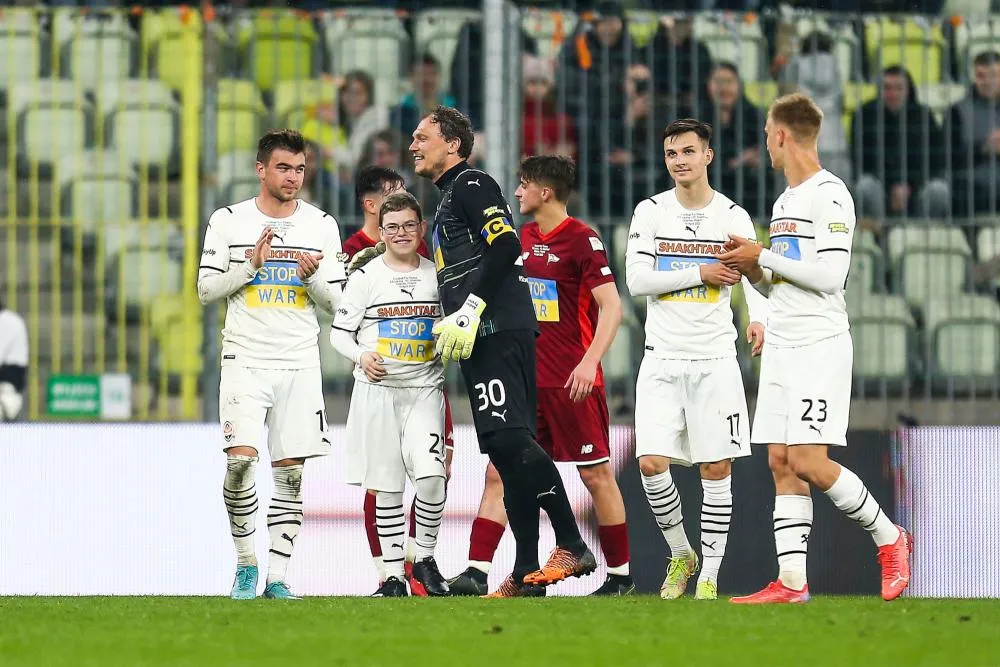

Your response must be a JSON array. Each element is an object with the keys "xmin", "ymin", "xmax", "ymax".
[
  {"xmin": 565, "ymin": 357, "xmax": 598, "ymax": 403},
  {"xmin": 746, "ymin": 321, "xmax": 765, "ymax": 356},
  {"xmin": 699, "ymin": 261, "xmax": 741, "ymax": 287},
  {"xmin": 433, "ymin": 295, "xmax": 485, "ymax": 361},
  {"xmin": 347, "ymin": 242, "xmax": 386, "ymax": 275},
  {"xmin": 297, "ymin": 252, "xmax": 324, "ymax": 281},
  {"xmin": 251, "ymin": 226, "xmax": 275, "ymax": 269},
  {"xmin": 718, "ymin": 234, "xmax": 763, "ymax": 275},
  {"xmin": 359, "ymin": 351, "xmax": 387, "ymax": 382}
]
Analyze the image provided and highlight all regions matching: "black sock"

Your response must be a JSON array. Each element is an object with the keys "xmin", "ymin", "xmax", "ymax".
[
  {"xmin": 486, "ymin": 429, "xmax": 585, "ymax": 557},
  {"xmin": 488, "ymin": 444, "xmax": 540, "ymax": 579}
]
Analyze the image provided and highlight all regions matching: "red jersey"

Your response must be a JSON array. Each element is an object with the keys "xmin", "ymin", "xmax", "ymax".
[
  {"xmin": 342, "ymin": 229, "xmax": 430, "ymax": 260},
  {"xmin": 521, "ymin": 217, "xmax": 616, "ymax": 389}
]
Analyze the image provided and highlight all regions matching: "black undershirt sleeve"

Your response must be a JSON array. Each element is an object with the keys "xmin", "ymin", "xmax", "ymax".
[
  {"xmin": 454, "ymin": 175, "xmax": 521, "ymax": 305},
  {"xmin": 0, "ymin": 364, "xmax": 26, "ymax": 392}
]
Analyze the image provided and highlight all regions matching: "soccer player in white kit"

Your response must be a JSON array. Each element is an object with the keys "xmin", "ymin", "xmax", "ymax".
[
  {"xmin": 330, "ymin": 192, "xmax": 449, "ymax": 598},
  {"xmin": 626, "ymin": 119, "xmax": 768, "ymax": 601},
  {"xmin": 721, "ymin": 94, "xmax": 912, "ymax": 604},
  {"xmin": 197, "ymin": 130, "xmax": 347, "ymax": 600}
]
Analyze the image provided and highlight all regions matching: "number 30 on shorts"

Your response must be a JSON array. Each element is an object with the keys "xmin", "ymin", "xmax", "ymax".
[{"xmin": 474, "ymin": 379, "xmax": 506, "ymax": 412}]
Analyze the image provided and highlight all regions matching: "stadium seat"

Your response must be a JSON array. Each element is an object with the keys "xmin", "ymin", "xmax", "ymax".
[
  {"xmin": 916, "ymin": 82, "xmax": 966, "ymax": 123},
  {"xmin": 521, "ymin": 8, "xmax": 578, "ymax": 61},
  {"xmin": 887, "ymin": 225, "xmax": 972, "ymax": 308},
  {"xmin": 321, "ymin": 9, "xmax": 408, "ymax": 107},
  {"xmin": 847, "ymin": 293, "xmax": 914, "ymax": 380},
  {"xmin": 977, "ymin": 226, "xmax": 1000, "ymax": 288},
  {"xmin": 217, "ymin": 150, "xmax": 258, "ymax": 203},
  {"xmin": 863, "ymin": 17, "xmax": 945, "ymax": 85},
  {"xmin": 849, "ymin": 230, "xmax": 885, "ymax": 294},
  {"xmin": 603, "ymin": 319, "xmax": 634, "ymax": 387},
  {"xmin": 414, "ymin": 9, "xmax": 482, "ymax": 86},
  {"xmin": 744, "ymin": 81, "xmax": 778, "ymax": 110},
  {"xmin": 100, "ymin": 79, "xmax": 177, "ymax": 167},
  {"xmin": 842, "ymin": 82, "xmax": 878, "ymax": 116},
  {"xmin": 236, "ymin": 10, "xmax": 318, "ymax": 94},
  {"xmin": 8, "ymin": 80, "xmax": 91, "ymax": 168},
  {"xmin": 217, "ymin": 78, "xmax": 266, "ymax": 156},
  {"xmin": 693, "ymin": 14, "xmax": 765, "ymax": 84},
  {"xmin": 103, "ymin": 222, "xmax": 176, "ymax": 262},
  {"xmin": 625, "ymin": 10, "xmax": 659, "ymax": 49},
  {"xmin": 140, "ymin": 7, "xmax": 207, "ymax": 96},
  {"xmin": 272, "ymin": 78, "xmax": 337, "ymax": 129},
  {"xmin": 151, "ymin": 299, "xmax": 203, "ymax": 385},
  {"xmin": 943, "ymin": 0, "xmax": 993, "ymax": 16},
  {"xmin": 53, "ymin": 8, "xmax": 135, "ymax": 88},
  {"xmin": 952, "ymin": 16, "xmax": 1000, "ymax": 80},
  {"xmin": 109, "ymin": 248, "xmax": 184, "ymax": 323},
  {"xmin": 56, "ymin": 150, "xmax": 137, "ymax": 242},
  {"xmin": 0, "ymin": 8, "xmax": 42, "ymax": 90},
  {"xmin": 924, "ymin": 294, "xmax": 1000, "ymax": 378}
]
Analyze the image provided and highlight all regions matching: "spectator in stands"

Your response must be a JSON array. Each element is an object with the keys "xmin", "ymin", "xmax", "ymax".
[
  {"xmin": 390, "ymin": 53, "xmax": 457, "ymax": 141},
  {"xmin": 701, "ymin": 61, "xmax": 770, "ymax": 219},
  {"xmin": 0, "ymin": 298, "xmax": 27, "ymax": 423},
  {"xmin": 947, "ymin": 50, "xmax": 1000, "ymax": 215},
  {"xmin": 642, "ymin": 15, "xmax": 714, "ymax": 115},
  {"xmin": 331, "ymin": 71, "xmax": 389, "ymax": 176},
  {"xmin": 853, "ymin": 66, "xmax": 950, "ymax": 221},
  {"xmin": 781, "ymin": 31, "xmax": 851, "ymax": 181},
  {"xmin": 359, "ymin": 129, "xmax": 416, "ymax": 189},
  {"xmin": 521, "ymin": 55, "xmax": 577, "ymax": 160}
]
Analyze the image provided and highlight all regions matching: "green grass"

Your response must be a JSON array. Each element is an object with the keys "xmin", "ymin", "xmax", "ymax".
[{"xmin": 1, "ymin": 596, "xmax": 997, "ymax": 667}]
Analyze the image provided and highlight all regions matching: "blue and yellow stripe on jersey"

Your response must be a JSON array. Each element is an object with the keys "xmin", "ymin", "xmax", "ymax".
[
  {"xmin": 656, "ymin": 256, "xmax": 721, "ymax": 302},
  {"xmin": 376, "ymin": 318, "xmax": 436, "ymax": 362},
  {"xmin": 246, "ymin": 262, "xmax": 307, "ymax": 309},
  {"xmin": 481, "ymin": 206, "xmax": 515, "ymax": 245},
  {"xmin": 768, "ymin": 235, "xmax": 802, "ymax": 284},
  {"xmin": 527, "ymin": 277, "xmax": 559, "ymax": 321}
]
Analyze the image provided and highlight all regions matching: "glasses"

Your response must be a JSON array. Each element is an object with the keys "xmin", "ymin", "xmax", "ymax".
[{"xmin": 381, "ymin": 221, "xmax": 420, "ymax": 235}]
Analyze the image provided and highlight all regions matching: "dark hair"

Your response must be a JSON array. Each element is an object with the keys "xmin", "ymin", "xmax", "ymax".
[
  {"xmin": 662, "ymin": 118, "xmax": 713, "ymax": 145},
  {"xmin": 257, "ymin": 129, "xmax": 306, "ymax": 165},
  {"xmin": 412, "ymin": 52, "xmax": 440, "ymax": 73},
  {"xmin": 378, "ymin": 191, "xmax": 423, "ymax": 227},
  {"xmin": 355, "ymin": 165, "xmax": 405, "ymax": 207},
  {"xmin": 800, "ymin": 30, "xmax": 833, "ymax": 55},
  {"xmin": 339, "ymin": 70, "xmax": 376, "ymax": 131},
  {"xmin": 712, "ymin": 61, "xmax": 740, "ymax": 78},
  {"xmin": 518, "ymin": 155, "xmax": 576, "ymax": 203},
  {"xmin": 429, "ymin": 105, "xmax": 474, "ymax": 160},
  {"xmin": 974, "ymin": 50, "xmax": 1000, "ymax": 67},
  {"xmin": 359, "ymin": 129, "xmax": 411, "ymax": 171}
]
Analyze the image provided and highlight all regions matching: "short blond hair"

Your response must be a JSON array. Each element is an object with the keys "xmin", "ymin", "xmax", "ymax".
[{"xmin": 769, "ymin": 93, "xmax": 824, "ymax": 142}]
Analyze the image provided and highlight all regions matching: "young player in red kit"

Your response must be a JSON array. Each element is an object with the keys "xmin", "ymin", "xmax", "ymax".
[
  {"xmin": 347, "ymin": 166, "xmax": 454, "ymax": 596},
  {"xmin": 449, "ymin": 155, "xmax": 633, "ymax": 596}
]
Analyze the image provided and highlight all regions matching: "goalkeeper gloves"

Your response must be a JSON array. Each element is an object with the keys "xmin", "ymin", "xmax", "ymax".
[
  {"xmin": 433, "ymin": 294, "xmax": 486, "ymax": 361},
  {"xmin": 347, "ymin": 242, "xmax": 386, "ymax": 275}
]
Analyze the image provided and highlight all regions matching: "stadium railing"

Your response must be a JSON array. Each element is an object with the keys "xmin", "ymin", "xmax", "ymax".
[{"xmin": 8, "ymin": 4, "xmax": 1000, "ymax": 424}]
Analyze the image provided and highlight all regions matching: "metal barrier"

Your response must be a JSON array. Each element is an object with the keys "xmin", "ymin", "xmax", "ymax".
[{"xmin": 6, "ymin": 4, "xmax": 1000, "ymax": 423}]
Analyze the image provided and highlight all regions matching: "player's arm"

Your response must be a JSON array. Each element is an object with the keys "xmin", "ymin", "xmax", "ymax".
[
  {"xmin": 197, "ymin": 211, "xmax": 263, "ymax": 305},
  {"xmin": 302, "ymin": 218, "xmax": 347, "ymax": 314},
  {"xmin": 0, "ymin": 312, "xmax": 27, "ymax": 421},
  {"xmin": 455, "ymin": 176, "xmax": 522, "ymax": 305},
  {"xmin": 625, "ymin": 201, "xmax": 704, "ymax": 297},
  {"xmin": 731, "ymin": 209, "xmax": 770, "ymax": 324},
  {"xmin": 756, "ymin": 190, "xmax": 854, "ymax": 294},
  {"xmin": 330, "ymin": 271, "xmax": 386, "ymax": 382}
]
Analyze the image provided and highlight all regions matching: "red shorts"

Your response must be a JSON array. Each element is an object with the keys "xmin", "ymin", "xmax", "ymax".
[
  {"xmin": 536, "ymin": 387, "xmax": 611, "ymax": 465},
  {"xmin": 444, "ymin": 390, "xmax": 454, "ymax": 447}
]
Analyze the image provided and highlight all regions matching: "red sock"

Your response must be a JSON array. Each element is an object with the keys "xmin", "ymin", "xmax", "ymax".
[
  {"xmin": 363, "ymin": 492, "xmax": 381, "ymax": 558},
  {"xmin": 409, "ymin": 499, "xmax": 417, "ymax": 539},
  {"xmin": 598, "ymin": 523, "xmax": 630, "ymax": 570},
  {"xmin": 468, "ymin": 518, "xmax": 506, "ymax": 564}
]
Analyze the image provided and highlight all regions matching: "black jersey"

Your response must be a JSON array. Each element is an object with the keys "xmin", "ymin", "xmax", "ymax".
[{"xmin": 431, "ymin": 161, "xmax": 538, "ymax": 336}]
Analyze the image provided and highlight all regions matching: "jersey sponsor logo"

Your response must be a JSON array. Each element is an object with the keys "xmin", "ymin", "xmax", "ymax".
[
  {"xmin": 769, "ymin": 236, "xmax": 802, "ymax": 284},
  {"xmin": 656, "ymin": 241, "xmax": 726, "ymax": 256},
  {"xmin": 547, "ymin": 253, "xmax": 560, "ymax": 264},
  {"xmin": 769, "ymin": 220, "xmax": 801, "ymax": 235},
  {"xmin": 828, "ymin": 222, "xmax": 849, "ymax": 234},
  {"xmin": 526, "ymin": 277, "xmax": 559, "ymax": 321},
  {"xmin": 655, "ymin": 256, "xmax": 721, "ymax": 302},
  {"xmin": 243, "ymin": 248, "xmax": 314, "ymax": 262},
  {"xmin": 483, "ymin": 206, "xmax": 504, "ymax": 218},
  {"xmin": 589, "ymin": 237, "xmax": 605, "ymax": 252},
  {"xmin": 482, "ymin": 217, "xmax": 515, "ymax": 245},
  {"xmin": 376, "ymin": 318, "xmax": 435, "ymax": 362},
  {"xmin": 373, "ymin": 304, "xmax": 440, "ymax": 318},
  {"xmin": 246, "ymin": 262, "xmax": 307, "ymax": 309}
]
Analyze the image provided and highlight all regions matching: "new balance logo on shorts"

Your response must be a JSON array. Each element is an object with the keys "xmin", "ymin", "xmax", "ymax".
[{"xmin": 580, "ymin": 444, "xmax": 594, "ymax": 455}]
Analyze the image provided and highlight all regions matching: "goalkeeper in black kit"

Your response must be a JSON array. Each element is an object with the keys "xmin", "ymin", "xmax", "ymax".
[{"xmin": 411, "ymin": 106, "xmax": 596, "ymax": 596}]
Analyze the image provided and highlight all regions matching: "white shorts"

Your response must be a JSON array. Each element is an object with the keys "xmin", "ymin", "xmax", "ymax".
[
  {"xmin": 751, "ymin": 332, "xmax": 853, "ymax": 447},
  {"xmin": 218, "ymin": 365, "xmax": 330, "ymax": 462},
  {"xmin": 634, "ymin": 356, "xmax": 751, "ymax": 466},
  {"xmin": 344, "ymin": 382, "xmax": 446, "ymax": 493}
]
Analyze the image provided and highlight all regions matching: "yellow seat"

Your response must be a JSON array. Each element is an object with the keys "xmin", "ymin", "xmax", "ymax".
[
  {"xmin": 217, "ymin": 108, "xmax": 260, "ymax": 155},
  {"xmin": 864, "ymin": 17, "xmax": 945, "ymax": 85},
  {"xmin": 141, "ymin": 7, "xmax": 206, "ymax": 99},
  {"xmin": 744, "ymin": 81, "xmax": 778, "ymax": 110},
  {"xmin": 237, "ymin": 11, "xmax": 318, "ymax": 93},
  {"xmin": 273, "ymin": 77, "xmax": 337, "ymax": 128}
]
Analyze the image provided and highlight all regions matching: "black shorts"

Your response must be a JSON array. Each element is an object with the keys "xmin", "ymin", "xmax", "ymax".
[{"xmin": 459, "ymin": 329, "xmax": 538, "ymax": 441}]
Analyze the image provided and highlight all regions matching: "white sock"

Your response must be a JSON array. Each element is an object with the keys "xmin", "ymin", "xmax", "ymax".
[
  {"xmin": 223, "ymin": 454, "xmax": 258, "ymax": 567},
  {"xmin": 413, "ymin": 476, "xmax": 446, "ymax": 560},
  {"xmin": 641, "ymin": 469, "xmax": 691, "ymax": 557},
  {"xmin": 267, "ymin": 464, "xmax": 303, "ymax": 585},
  {"xmin": 699, "ymin": 475, "xmax": 732, "ymax": 585},
  {"xmin": 376, "ymin": 491, "xmax": 406, "ymax": 580},
  {"xmin": 774, "ymin": 494, "xmax": 812, "ymax": 591},
  {"xmin": 469, "ymin": 560, "xmax": 492, "ymax": 574},
  {"xmin": 373, "ymin": 556, "xmax": 386, "ymax": 583},
  {"xmin": 824, "ymin": 466, "xmax": 900, "ymax": 547}
]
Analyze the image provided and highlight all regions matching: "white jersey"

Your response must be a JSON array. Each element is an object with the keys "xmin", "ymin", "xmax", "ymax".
[
  {"xmin": 764, "ymin": 169, "xmax": 854, "ymax": 347},
  {"xmin": 333, "ymin": 255, "xmax": 444, "ymax": 388},
  {"xmin": 0, "ymin": 308, "xmax": 28, "ymax": 368},
  {"xmin": 626, "ymin": 189, "xmax": 760, "ymax": 359},
  {"xmin": 198, "ymin": 198, "xmax": 346, "ymax": 369}
]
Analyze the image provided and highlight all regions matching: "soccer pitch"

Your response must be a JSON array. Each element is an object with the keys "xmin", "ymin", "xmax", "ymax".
[{"xmin": 0, "ymin": 597, "xmax": 997, "ymax": 666}]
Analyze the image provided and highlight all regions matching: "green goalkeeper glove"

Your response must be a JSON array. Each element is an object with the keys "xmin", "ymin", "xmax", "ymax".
[
  {"xmin": 433, "ymin": 294, "xmax": 486, "ymax": 361},
  {"xmin": 347, "ymin": 242, "xmax": 386, "ymax": 275}
]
